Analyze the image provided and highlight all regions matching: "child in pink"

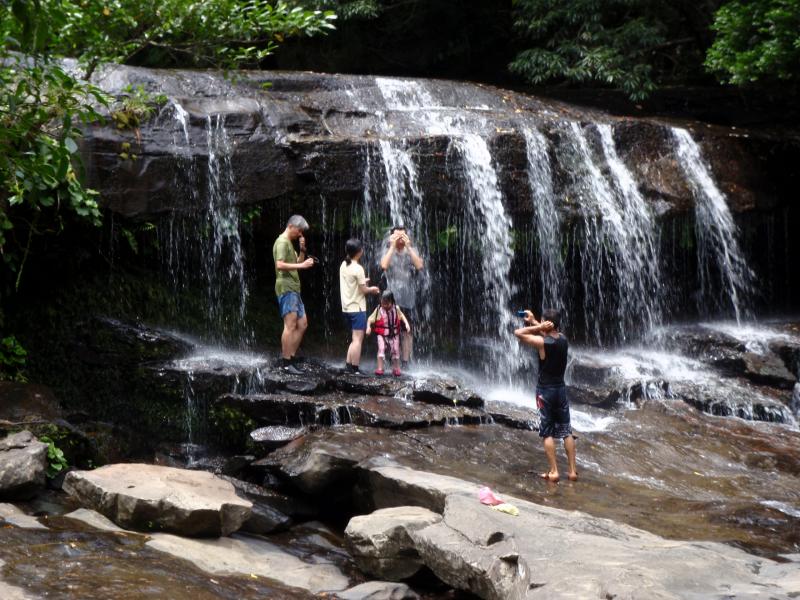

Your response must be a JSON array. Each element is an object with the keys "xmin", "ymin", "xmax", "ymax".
[{"xmin": 366, "ymin": 291, "xmax": 410, "ymax": 377}]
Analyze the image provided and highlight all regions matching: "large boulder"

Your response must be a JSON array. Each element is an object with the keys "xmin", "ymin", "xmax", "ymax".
[
  {"xmin": 345, "ymin": 506, "xmax": 442, "ymax": 580},
  {"xmin": 0, "ymin": 431, "xmax": 48, "ymax": 501},
  {"xmin": 62, "ymin": 463, "xmax": 252, "ymax": 536},
  {"xmin": 409, "ymin": 517, "xmax": 528, "ymax": 600}
]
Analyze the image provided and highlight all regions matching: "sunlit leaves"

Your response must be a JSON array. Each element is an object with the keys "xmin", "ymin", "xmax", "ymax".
[
  {"xmin": 706, "ymin": 0, "xmax": 800, "ymax": 84},
  {"xmin": 43, "ymin": 0, "xmax": 337, "ymax": 71}
]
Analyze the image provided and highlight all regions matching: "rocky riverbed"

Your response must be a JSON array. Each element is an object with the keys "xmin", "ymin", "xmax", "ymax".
[{"xmin": 1, "ymin": 317, "xmax": 800, "ymax": 598}]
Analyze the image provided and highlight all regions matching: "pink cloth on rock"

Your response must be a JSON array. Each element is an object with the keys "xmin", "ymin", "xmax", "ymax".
[{"xmin": 478, "ymin": 486, "xmax": 504, "ymax": 506}]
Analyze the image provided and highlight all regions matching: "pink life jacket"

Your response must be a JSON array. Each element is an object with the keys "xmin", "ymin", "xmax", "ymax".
[{"xmin": 373, "ymin": 307, "xmax": 401, "ymax": 338}]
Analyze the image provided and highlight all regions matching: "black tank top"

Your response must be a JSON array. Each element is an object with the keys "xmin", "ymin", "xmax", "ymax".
[{"xmin": 537, "ymin": 334, "xmax": 569, "ymax": 386}]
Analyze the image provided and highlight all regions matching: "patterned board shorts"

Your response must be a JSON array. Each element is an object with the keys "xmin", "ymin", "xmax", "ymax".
[{"xmin": 536, "ymin": 385, "xmax": 572, "ymax": 439}]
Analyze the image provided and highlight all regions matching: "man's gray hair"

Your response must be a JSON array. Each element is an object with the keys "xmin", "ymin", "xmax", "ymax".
[{"xmin": 287, "ymin": 215, "xmax": 309, "ymax": 231}]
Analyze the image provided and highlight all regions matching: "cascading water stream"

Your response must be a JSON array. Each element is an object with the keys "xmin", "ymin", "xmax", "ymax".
[
  {"xmin": 671, "ymin": 127, "xmax": 754, "ymax": 323},
  {"xmin": 563, "ymin": 121, "xmax": 664, "ymax": 344},
  {"xmin": 596, "ymin": 123, "xmax": 663, "ymax": 333},
  {"xmin": 520, "ymin": 125, "xmax": 564, "ymax": 313},
  {"xmin": 204, "ymin": 115, "xmax": 251, "ymax": 346},
  {"xmin": 453, "ymin": 134, "xmax": 519, "ymax": 378},
  {"xmin": 162, "ymin": 106, "xmax": 256, "ymax": 451}
]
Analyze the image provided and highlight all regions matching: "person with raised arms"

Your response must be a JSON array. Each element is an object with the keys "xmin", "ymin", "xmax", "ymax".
[
  {"xmin": 380, "ymin": 226, "xmax": 424, "ymax": 368},
  {"xmin": 514, "ymin": 308, "xmax": 578, "ymax": 483}
]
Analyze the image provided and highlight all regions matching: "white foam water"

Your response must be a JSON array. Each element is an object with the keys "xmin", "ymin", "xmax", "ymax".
[{"xmin": 484, "ymin": 386, "xmax": 616, "ymax": 433}]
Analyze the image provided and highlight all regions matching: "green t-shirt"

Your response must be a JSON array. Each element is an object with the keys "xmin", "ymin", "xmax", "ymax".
[{"xmin": 273, "ymin": 232, "xmax": 301, "ymax": 296}]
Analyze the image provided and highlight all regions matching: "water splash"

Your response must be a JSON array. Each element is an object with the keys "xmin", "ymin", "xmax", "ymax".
[{"xmin": 671, "ymin": 127, "xmax": 754, "ymax": 322}]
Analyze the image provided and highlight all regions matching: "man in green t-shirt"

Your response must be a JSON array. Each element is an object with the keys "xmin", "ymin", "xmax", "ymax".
[{"xmin": 273, "ymin": 215, "xmax": 315, "ymax": 374}]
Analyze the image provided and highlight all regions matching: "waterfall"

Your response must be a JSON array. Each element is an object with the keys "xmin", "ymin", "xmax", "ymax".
[
  {"xmin": 203, "ymin": 115, "xmax": 251, "ymax": 346},
  {"xmin": 563, "ymin": 122, "xmax": 663, "ymax": 344},
  {"xmin": 520, "ymin": 126, "xmax": 564, "ymax": 313},
  {"xmin": 453, "ymin": 134, "xmax": 519, "ymax": 377},
  {"xmin": 596, "ymin": 123, "xmax": 663, "ymax": 333},
  {"xmin": 160, "ymin": 104, "xmax": 251, "ymax": 347},
  {"xmin": 671, "ymin": 127, "xmax": 754, "ymax": 323}
]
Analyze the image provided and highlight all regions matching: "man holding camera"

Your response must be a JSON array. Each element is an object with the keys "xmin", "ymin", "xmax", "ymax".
[
  {"xmin": 273, "ymin": 214, "xmax": 315, "ymax": 375},
  {"xmin": 514, "ymin": 308, "xmax": 577, "ymax": 483},
  {"xmin": 380, "ymin": 226, "xmax": 424, "ymax": 367}
]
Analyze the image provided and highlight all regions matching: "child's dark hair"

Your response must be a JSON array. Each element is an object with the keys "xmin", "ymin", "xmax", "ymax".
[
  {"xmin": 344, "ymin": 238, "xmax": 362, "ymax": 265},
  {"xmin": 542, "ymin": 308, "xmax": 561, "ymax": 329},
  {"xmin": 381, "ymin": 290, "xmax": 395, "ymax": 304}
]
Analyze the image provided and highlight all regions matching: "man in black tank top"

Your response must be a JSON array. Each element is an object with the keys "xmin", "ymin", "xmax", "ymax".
[{"xmin": 514, "ymin": 308, "xmax": 577, "ymax": 483}]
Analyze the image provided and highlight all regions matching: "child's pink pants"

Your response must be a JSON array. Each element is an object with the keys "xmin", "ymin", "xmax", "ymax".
[{"xmin": 377, "ymin": 335, "xmax": 400, "ymax": 359}]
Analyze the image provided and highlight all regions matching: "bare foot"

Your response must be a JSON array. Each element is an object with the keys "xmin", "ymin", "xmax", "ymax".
[
  {"xmin": 539, "ymin": 472, "xmax": 560, "ymax": 483},
  {"xmin": 567, "ymin": 471, "xmax": 579, "ymax": 482}
]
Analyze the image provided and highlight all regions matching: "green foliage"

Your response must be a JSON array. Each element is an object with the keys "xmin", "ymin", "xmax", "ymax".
[
  {"xmin": 39, "ymin": 435, "xmax": 69, "ymax": 478},
  {"xmin": 111, "ymin": 85, "xmax": 168, "ymax": 131},
  {"xmin": 705, "ymin": 0, "xmax": 800, "ymax": 84},
  {"xmin": 434, "ymin": 225, "xmax": 458, "ymax": 252},
  {"xmin": 510, "ymin": 0, "xmax": 667, "ymax": 100},
  {"xmin": 310, "ymin": 0, "xmax": 380, "ymax": 19},
  {"xmin": 1, "ymin": 2, "xmax": 107, "ymax": 295},
  {"xmin": 41, "ymin": 0, "xmax": 336, "ymax": 73},
  {"xmin": 0, "ymin": 335, "xmax": 27, "ymax": 381}
]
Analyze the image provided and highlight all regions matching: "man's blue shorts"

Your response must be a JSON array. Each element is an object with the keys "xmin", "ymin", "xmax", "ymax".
[
  {"xmin": 536, "ymin": 385, "xmax": 572, "ymax": 439},
  {"xmin": 342, "ymin": 310, "xmax": 367, "ymax": 331},
  {"xmin": 278, "ymin": 292, "xmax": 305, "ymax": 319}
]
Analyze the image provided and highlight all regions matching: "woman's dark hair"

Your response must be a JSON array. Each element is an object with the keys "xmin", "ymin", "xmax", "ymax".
[
  {"xmin": 344, "ymin": 238, "xmax": 362, "ymax": 265},
  {"xmin": 381, "ymin": 290, "xmax": 395, "ymax": 304}
]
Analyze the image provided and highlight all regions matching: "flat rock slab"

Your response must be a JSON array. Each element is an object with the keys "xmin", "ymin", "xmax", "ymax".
[
  {"xmin": 0, "ymin": 503, "xmax": 47, "ymax": 530},
  {"xmin": 337, "ymin": 581, "xmax": 420, "ymax": 600},
  {"xmin": 359, "ymin": 466, "xmax": 800, "ymax": 600},
  {"xmin": 63, "ymin": 508, "xmax": 127, "ymax": 533},
  {"xmin": 147, "ymin": 532, "xmax": 350, "ymax": 594},
  {"xmin": 221, "ymin": 392, "xmax": 487, "ymax": 431},
  {"xmin": 0, "ymin": 431, "xmax": 48, "ymax": 501},
  {"xmin": 63, "ymin": 463, "xmax": 252, "ymax": 536}
]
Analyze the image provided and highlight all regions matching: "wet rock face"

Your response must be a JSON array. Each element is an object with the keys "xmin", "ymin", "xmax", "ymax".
[
  {"xmin": 63, "ymin": 463, "xmax": 252, "ymax": 536},
  {"xmin": 565, "ymin": 322, "xmax": 800, "ymax": 424},
  {"xmin": 80, "ymin": 66, "xmax": 794, "ymax": 222},
  {"xmin": 0, "ymin": 431, "xmax": 48, "ymax": 501}
]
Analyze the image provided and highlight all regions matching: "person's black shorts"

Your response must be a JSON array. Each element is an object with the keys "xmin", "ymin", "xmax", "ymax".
[{"xmin": 536, "ymin": 385, "xmax": 572, "ymax": 439}]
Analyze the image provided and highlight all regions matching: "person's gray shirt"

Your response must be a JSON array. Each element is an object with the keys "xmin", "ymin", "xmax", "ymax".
[{"xmin": 385, "ymin": 249, "xmax": 416, "ymax": 309}]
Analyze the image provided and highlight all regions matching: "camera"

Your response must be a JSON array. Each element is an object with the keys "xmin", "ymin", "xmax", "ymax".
[{"xmin": 516, "ymin": 310, "xmax": 527, "ymax": 318}]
